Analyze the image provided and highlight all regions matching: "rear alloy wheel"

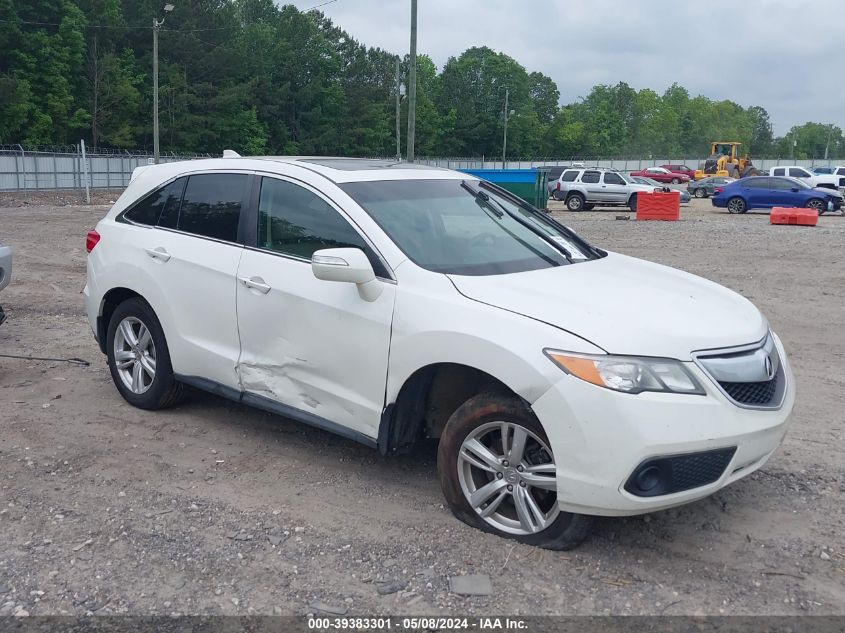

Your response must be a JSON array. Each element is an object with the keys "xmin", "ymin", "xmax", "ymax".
[
  {"xmin": 806, "ymin": 198, "xmax": 825, "ymax": 214},
  {"xmin": 694, "ymin": 188, "xmax": 706, "ymax": 198},
  {"xmin": 727, "ymin": 197, "xmax": 747, "ymax": 214},
  {"xmin": 438, "ymin": 393, "xmax": 593, "ymax": 550},
  {"xmin": 566, "ymin": 193, "xmax": 585, "ymax": 211},
  {"xmin": 107, "ymin": 297, "xmax": 184, "ymax": 410}
]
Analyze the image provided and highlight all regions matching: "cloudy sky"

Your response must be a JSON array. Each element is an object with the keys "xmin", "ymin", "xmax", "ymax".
[{"xmin": 287, "ymin": 0, "xmax": 843, "ymax": 135}]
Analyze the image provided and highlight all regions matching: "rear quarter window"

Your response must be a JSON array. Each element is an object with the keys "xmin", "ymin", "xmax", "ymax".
[{"xmin": 124, "ymin": 178, "xmax": 186, "ymax": 226}]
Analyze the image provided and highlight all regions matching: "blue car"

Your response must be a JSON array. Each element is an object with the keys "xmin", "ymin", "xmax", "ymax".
[{"xmin": 711, "ymin": 176, "xmax": 843, "ymax": 214}]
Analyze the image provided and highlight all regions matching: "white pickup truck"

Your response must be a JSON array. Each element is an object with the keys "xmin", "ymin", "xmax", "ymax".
[{"xmin": 769, "ymin": 165, "xmax": 845, "ymax": 191}]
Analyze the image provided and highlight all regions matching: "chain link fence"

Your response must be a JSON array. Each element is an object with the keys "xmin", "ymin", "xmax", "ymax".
[
  {"xmin": 1, "ymin": 145, "xmax": 839, "ymax": 192},
  {"xmin": 0, "ymin": 144, "xmax": 213, "ymax": 192}
]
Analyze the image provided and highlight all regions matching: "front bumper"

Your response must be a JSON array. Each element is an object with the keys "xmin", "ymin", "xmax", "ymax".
[{"xmin": 531, "ymin": 337, "xmax": 795, "ymax": 516}]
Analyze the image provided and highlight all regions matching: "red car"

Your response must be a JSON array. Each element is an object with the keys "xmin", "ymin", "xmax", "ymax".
[
  {"xmin": 629, "ymin": 166, "xmax": 690, "ymax": 184},
  {"xmin": 661, "ymin": 164, "xmax": 697, "ymax": 178}
]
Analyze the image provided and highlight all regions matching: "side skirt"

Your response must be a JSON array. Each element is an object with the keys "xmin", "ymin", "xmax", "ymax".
[{"xmin": 175, "ymin": 374, "xmax": 378, "ymax": 450}]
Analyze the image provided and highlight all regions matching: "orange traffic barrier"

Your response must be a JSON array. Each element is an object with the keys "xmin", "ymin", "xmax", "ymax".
[
  {"xmin": 636, "ymin": 191, "xmax": 680, "ymax": 221},
  {"xmin": 770, "ymin": 207, "xmax": 818, "ymax": 226}
]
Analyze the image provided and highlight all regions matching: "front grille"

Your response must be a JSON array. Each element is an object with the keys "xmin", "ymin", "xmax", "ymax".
[
  {"xmin": 625, "ymin": 447, "xmax": 737, "ymax": 497},
  {"xmin": 694, "ymin": 333, "xmax": 787, "ymax": 410},
  {"xmin": 719, "ymin": 372, "xmax": 780, "ymax": 406}
]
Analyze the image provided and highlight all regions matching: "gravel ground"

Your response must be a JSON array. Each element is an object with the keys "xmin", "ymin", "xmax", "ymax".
[{"xmin": 0, "ymin": 195, "xmax": 843, "ymax": 617}]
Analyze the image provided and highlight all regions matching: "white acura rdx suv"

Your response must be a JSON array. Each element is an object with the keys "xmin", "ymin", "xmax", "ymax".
[{"xmin": 85, "ymin": 157, "xmax": 794, "ymax": 549}]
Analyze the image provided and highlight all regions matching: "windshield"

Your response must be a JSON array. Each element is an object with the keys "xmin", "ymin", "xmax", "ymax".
[
  {"xmin": 341, "ymin": 179, "xmax": 594, "ymax": 276},
  {"xmin": 619, "ymin": 172, "xmax": 634, "ymax": 184}
]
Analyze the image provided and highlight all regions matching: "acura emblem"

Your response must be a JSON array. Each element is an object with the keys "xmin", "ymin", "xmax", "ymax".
[{"xmin": 764, "ymin": 354, "xmax": 775, "ymax": 380}]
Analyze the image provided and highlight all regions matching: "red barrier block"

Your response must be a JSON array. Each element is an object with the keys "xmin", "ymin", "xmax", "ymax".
[
  {"xmin": 636, "ymin": 191, "xmax": 680, "ymax": 221},
  {"xmin": 770, "ymin": 207, "xmax": 818, "ymax": 226}
]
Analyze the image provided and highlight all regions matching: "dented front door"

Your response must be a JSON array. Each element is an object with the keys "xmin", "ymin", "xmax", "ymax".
[{"xmin": 234, "ymin": 177, "xmax": 395, "ymax": 440}]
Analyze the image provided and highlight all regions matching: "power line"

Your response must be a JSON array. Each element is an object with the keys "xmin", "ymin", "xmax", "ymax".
[{"xmin": 304, "ymin": 0, "xmax": 339, "ymax": 11}]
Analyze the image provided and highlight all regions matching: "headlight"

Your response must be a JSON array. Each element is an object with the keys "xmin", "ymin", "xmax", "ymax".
[{"xmin": 544, "ymin": 350, "xmax": 705, "ymax": 395}]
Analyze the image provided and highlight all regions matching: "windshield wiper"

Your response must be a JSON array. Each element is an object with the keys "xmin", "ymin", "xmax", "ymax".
[
  {"xmin": 462, "ymin": 181, "xmax": 573, "ymax": 263},
  {"xmin": 476, "ymin": 181, "xmax": 604, "ymax": 259}
]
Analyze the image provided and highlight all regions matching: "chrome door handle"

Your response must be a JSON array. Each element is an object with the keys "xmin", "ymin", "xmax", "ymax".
[
  {"xmin": 238, "ymin": 276, "xmax": 271, "ymax": 294},
  {"xmin": 145, "ymin": 247, "xmax": 171, "ymax": 262}
]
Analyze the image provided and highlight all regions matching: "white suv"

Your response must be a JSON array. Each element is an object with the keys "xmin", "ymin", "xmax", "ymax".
[{"xmin": 85, "ymin": 157, "xmax": 794, "ymax": 549}]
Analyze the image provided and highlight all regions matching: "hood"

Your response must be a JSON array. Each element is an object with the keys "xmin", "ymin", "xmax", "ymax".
[{"xmin": 448, "ymin": 253, "xmax": 767, "ymax": 360}]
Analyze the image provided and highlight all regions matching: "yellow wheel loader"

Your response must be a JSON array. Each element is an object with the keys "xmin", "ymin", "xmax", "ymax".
[{"xmin": 694, "ymin": 142, "xmax": 761, "ymax": 180}]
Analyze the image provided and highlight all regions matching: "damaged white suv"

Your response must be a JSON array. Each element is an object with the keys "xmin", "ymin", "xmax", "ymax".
[{"xmin": 85, "ymin": 157, "xmax": 794, "ymax": 549}]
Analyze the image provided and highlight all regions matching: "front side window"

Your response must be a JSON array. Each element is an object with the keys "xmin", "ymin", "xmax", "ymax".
[
  {"xmin": 603, "ymin": 172, "xmax": 625, "ymax": 185},
  {"xmin": 124, "ymin": 178, "xmax": 186, "ymax": 226},
  {"xmin": 341, "ymin": 179, "xmax": 594, "ymax": 276},
  {"xmin": 178, "ymin": 174, "xmax": 248, "ymax": 242},
  {"xmin": 580, "ymin": 171, "xmax": 600, "ymax": 184},
  {"xmin": 789, "ymin": 168, "xmax": 810, "ymax": 178},
  {"xmin": 257, "ymin": 178, "xmax": 382, "ymax": 271}
]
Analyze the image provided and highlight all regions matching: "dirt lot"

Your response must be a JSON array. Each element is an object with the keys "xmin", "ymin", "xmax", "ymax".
[{"xmin": 0, "ymin": 195, "xmax": 844, "ymax": 617}]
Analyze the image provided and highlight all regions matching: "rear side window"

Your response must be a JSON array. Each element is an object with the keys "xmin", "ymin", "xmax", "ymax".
[
  {"xmin": 581, "ymin": 171, "xmax": 600, "ymax": 184},
  {"xmin": 560, "ymin": 170, "xmax": 579, "ymax": 182},
  {"xmin": 178, "ymin": 174, "xmax": 249, "ymax": 242},
  {"xmin": 743, "ymin": 178, "xmax": 770, "ymax": 189},
  {"xmin": 603, "ymin": 172, "xmax": 625, "ymax": 185},
  {"xmin": 124, "ymin": 178, "xmax": 185, "ymax": 226}
]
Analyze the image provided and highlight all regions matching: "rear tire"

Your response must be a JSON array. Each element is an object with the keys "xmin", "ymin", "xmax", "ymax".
[
  {"xmin": 566, "ymin": 193, "xmax": 585, "ymax": 212},
  {"xmin": 727, "ymin": 197, "xmax": 747, "ymax": 214},
  {"xmin": 694, "ymin": 188, "xmax": 706, "ymax": 198},
  {"xmin": 437, "ymin": 392, "xmax": 593, "ymax": 550},
  {"xmin": 106, "ymin": 297, "xmax": 184, "ymax": 410}
]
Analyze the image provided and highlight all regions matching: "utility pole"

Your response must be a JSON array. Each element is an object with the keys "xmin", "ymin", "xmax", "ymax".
[
  {"xmin": 824, "ymin": 124, "xmax": 833, "ymax": 161},
  {"xmin": 153, "ymin": 3, "xmax": 174, "ymax": 164},
  {"xmin": 502, "ymin": 88, "xmax": 509, "ymax": 169},
  {"xmin": 406, "ymin": 0, "xmax": 417, "ymax": 163},
  {"xmin": 395, "ymin": 58, "xmax": 401, "ymax": 162}
]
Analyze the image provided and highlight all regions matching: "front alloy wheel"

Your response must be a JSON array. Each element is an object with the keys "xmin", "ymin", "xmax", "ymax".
[
  {"xmin": 806, "ymin": 198, "xmax": 825, "ymax": 213},
  {"xmin": 437, "ymin": 393, "xmax": 593, "ymax": 550},
  {"xmin": 458, "ymin": 421, "xmax": 559, "ymax": 535}
]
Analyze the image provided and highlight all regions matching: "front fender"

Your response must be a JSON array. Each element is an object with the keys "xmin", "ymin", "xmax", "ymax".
[{"xmin": 386, "ymin": 271, "xmax": 604, "ymax": 406}]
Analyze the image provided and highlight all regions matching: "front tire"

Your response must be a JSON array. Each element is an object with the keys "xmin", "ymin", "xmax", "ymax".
[
  {"xmin": 727, "ymin": 197, "xmax": 747, "ymax": 214},
  {"xmin": 437, "ymin": 392, "xmax": 593, "ymax": 550},
  {"xmin": 106, "ymin": 297, "xmax": 184, "ymax": 410},
  {"xmin": 806, "ymin": 198, "xmax": 825, "ymax": 214},
  {"xmin": 628, "ymin": 194, "xmax": 638, "ymax": 212},
  {"xmin": 671, "ymin": 178, "xmax": 680, "ymax": 185}
]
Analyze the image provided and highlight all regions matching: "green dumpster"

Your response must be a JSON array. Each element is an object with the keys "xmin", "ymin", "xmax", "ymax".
[{"xmin": 459, "ymin": 168, "xmax": 549, "ymax": 210}]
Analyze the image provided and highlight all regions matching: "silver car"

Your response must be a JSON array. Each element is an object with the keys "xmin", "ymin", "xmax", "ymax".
[
  {"xmin": 687, "ymin": 177, "xmax": 735, "ymax": 199},
  {"xmin": 553, "ymin": 168, "xmax": 657, "ymax": 211},
  {"xmin": 0, "ymin": 240, "xmax": 11, "ymax": 325}
]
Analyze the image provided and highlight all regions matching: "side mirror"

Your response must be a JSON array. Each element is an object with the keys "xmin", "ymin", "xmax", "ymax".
[
  {"xmin": 791, "ymin": 187, "xmax": 800, "ymax": 192},
  {"xmin": 312, "ymin": 248, "xmax": 382, "ymax": 302}
]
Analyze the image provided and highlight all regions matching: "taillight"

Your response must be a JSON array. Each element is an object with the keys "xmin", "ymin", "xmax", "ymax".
[
  {"xmin": 556, "ymin": 181, "xmax": 561, "ymax": 190},
  {"xmin": 714, "ymin": 187, "xmax": 724, "ymax": 194},
  {"xmin": 86, "ymin": 230, "xmax": 101, "ymax": 253}
]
